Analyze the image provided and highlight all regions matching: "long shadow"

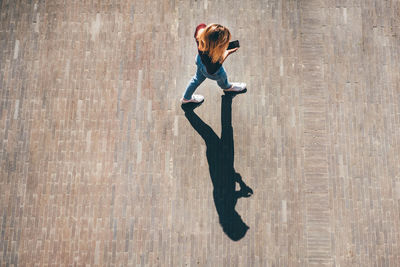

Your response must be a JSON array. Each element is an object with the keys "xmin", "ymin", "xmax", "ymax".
[{"xmin": 182, "ymin": 95, "xmax": 253, "ymax": 241}]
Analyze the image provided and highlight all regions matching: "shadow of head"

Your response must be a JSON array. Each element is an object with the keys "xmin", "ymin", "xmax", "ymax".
[
  {"xmin": 219, "ymin": 209, "xmax": 249, "ymax": 241},
  {"xmin": 213, "ymin": 172, "xmax": 253, "ymax": 241}
]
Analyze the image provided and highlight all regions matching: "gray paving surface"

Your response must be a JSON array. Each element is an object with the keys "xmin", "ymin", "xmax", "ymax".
[{"xmin": 1, "ymin": 0, "xmax": 400, "ymax": 266}]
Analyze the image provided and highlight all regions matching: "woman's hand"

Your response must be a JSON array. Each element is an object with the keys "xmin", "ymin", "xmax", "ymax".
[
  {"xmin": 221, "ymin": 47, "xmax": 239, "ymax": 63},
  {"xmin": 227, "ymin": 47, "xmax": 239, "ymax": 54}
]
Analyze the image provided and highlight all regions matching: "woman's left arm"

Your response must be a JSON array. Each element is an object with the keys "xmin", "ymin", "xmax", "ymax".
[{"xmin": 220, "ymin": 47, "xmax": 239, "ymax": 64}]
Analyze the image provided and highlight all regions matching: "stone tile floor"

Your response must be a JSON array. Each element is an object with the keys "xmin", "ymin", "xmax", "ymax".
[{"xmin": 0, "ymin": 0, "xmax": 399, "ymax": 266}]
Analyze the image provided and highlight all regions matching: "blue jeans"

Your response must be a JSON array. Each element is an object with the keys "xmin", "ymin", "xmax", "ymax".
[{"xmin": 183, "ymin": 54, "xmax": 232, "ymax": 100}]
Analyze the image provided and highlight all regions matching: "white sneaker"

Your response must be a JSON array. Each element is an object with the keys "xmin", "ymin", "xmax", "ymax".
[
  {"xmin": 181, "ymin": 94, "xmax": 205, "ymax": 104},
  {"xmin": 224, "ymin": 82, "xmax": 246, "ymax": 92}
]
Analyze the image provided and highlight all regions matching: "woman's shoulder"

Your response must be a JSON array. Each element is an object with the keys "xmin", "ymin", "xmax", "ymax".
[
  {"xmin": 196, "ymin": 23, "xmax": 207, "ymax": 31},
  {"xmin": 194, "ymin": 23, "xmax": 207, "ymax": 38}
]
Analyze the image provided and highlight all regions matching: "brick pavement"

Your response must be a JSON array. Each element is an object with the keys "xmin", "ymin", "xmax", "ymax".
[{"xmin": 0, "ymin": 0, "xmax": 399, "ymax": 266}]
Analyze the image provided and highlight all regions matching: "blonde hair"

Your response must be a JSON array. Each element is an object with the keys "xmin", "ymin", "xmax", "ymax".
[{"xmin": 198, "ymin": 24, "xmax": 231, "ymax": 63}]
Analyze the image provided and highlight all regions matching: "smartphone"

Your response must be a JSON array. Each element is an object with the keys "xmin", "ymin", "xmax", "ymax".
[{"xmin": 227, "ymin": 40, "xmax": 240, "ymax": 50}]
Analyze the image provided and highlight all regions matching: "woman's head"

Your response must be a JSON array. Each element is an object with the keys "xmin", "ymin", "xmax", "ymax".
[{"xmin": 198, "ymin": 23, "xmax": 231, "ymax": 63}]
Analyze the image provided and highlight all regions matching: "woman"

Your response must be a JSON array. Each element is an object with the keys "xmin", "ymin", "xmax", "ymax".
[{"xmin": 181, "ymin": 23, "xmax": 246, "ymax": 104}]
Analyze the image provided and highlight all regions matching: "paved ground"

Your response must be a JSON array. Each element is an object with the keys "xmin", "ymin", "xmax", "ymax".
[{"xmin": 1, "ymin": 0, "xmax": 400, "ymax": 266}]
